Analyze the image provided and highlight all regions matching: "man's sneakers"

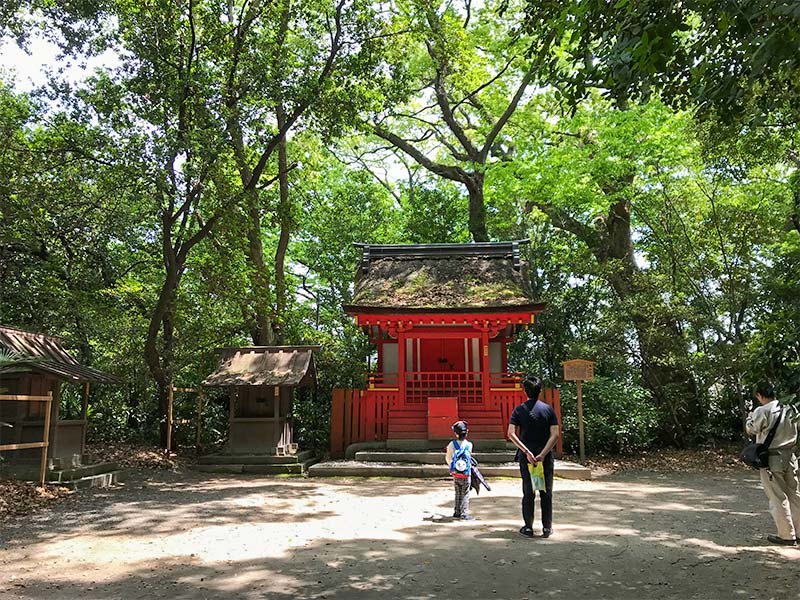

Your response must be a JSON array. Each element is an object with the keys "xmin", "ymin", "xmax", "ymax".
[
  {"xmin": 767, "ymin": 534, "xmax": 798, "ymax": 546},
  {"xmin": 461, "ymin": 514, "xmax": 476, "ymax": 521},
  {"xmin": 542, "ymin": 528, "xmax": 552, "ymax": 538}
]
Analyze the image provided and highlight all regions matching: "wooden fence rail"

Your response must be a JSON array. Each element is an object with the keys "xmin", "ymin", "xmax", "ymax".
[{"xmin": 0, "ymin": 392, "xmax": 53, "ymax": 485}]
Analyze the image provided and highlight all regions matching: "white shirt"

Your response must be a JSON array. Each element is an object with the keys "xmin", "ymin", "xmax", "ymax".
[{"xmin": 746, "ymin": 400, "xmax": 799, "ymax": 449}]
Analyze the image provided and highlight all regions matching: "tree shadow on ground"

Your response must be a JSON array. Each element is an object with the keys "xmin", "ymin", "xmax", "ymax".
[{"xmin": 2, "ymin": 471, "xmax": 798, "ymax": 600}]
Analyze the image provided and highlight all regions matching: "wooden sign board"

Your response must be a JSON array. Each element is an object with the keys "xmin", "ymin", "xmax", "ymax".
[{"xmin": 562, "ymin": 359, "xmax": 594, "ymax": 381}]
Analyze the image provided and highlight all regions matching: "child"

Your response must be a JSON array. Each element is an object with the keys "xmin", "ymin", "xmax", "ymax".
[{"xmin": 445, "ymin": 420, "xmax": 474, "ymax": 520}]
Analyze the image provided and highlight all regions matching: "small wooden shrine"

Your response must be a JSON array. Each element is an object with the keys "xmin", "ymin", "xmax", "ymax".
[
  {"xmin": 0, "ymin": 325, "xmax": 121, "ymax": 465},
  {"xmin": 335, "ymin": 241, "xmax": 548, "ymax": 448},
  {"xmin": 202, "ymin": 346, "xmax": 319, "ymax": 454}
]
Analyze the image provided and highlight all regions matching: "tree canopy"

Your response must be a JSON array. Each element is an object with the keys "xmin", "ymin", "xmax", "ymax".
[{"xmin": 1, "ymin": 0, "xmax": 798, "ymax": 453}]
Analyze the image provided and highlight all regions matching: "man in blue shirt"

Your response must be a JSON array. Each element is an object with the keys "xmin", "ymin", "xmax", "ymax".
[{"xmin": 507, "ymin": 376, "xmax": 560, "ymax": 538}]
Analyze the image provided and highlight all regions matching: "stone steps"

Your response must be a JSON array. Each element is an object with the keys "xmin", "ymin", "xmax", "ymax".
[
  {"xmin": 308, "ymin": 458, "xmax": 591, "ymax": 479},
  {"xmin": 195, "ymin": 450, "xmax": 314, "ymax": 465},
  {"xmin": 355, "ymin": 450, "xmax": 515, "ymax": 464}
]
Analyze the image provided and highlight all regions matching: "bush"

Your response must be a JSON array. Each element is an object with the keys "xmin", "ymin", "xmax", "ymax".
[
  {"xmin": 292, "ymin": 388, "xmax": 330, "ymax": 452},
  {"xmin": 558, "ymin": 377, "xmax": 659, "ymax": 455}
]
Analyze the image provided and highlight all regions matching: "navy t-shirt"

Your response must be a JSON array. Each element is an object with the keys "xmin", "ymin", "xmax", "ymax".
[{"xmin": 509, "ymin": 398, "xmax": 558, "ymax": 460}]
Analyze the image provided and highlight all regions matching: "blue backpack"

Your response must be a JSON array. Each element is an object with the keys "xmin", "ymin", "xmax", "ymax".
[{"xmin": 450, "ymin": 440, "xmax": 472, "ymax": 476}]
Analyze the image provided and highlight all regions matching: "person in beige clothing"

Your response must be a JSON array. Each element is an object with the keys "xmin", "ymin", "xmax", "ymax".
[{"xmin": 746, "ymin": 381, "xmax": 800, "ymax": 546}]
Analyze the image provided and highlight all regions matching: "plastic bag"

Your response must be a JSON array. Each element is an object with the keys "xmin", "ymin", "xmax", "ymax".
[{"xmin": 528, "ymin": 461, "xmax": 546, "ymax": 492}]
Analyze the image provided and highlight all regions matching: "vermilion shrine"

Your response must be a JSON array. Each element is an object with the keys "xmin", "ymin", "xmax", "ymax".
[{"xmin": 331, "ymin": 241, "xmax": 561, "ymax": 456}]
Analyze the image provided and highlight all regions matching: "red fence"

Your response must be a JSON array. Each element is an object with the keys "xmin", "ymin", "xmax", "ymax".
[
  {"xmin": 330, "ymin": 388, "xmax": 394, "ymax": 457},
  {"xmin": 331, "ymin": 386, "xmax": 563, "ymax": 457},
  {"xmin": 366, "ymin": 371, "xmax": 527, "ymax": 406}
]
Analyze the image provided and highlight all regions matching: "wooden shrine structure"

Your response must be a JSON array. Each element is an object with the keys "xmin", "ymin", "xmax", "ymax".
[
  {"xmin": 0, "ymin": 325, "xmax": 121, "ymax": 466},
  {"xmin": 331, "ymin": 241, "xmax": 560, "ymax": 456},
  {"xmin": 202, "ymin": 346, "xmax": 319, "ymax": 454}
]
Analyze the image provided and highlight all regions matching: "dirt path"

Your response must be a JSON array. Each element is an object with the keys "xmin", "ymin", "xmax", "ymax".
[{"xmin": 1, "ymin": 469, "xmax": 798, "ymax": 599}]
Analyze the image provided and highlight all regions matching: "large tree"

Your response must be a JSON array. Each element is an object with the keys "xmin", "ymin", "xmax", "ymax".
[
  {"xmin": 22, "ymin": 0, "xmax": 392, "ymax": 444},
  {"xmin": 363, "ymin": 0, "xmax": 543, "ymax": 242}
]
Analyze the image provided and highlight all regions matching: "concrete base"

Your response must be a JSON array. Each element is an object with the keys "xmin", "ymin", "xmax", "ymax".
[
  {"xmin": 0, "ymin": 458, "xmax": 126, "ymax": 489},
  {"xmin": 308, "ymin": 458, "xmax": 591, "ymax": 480},
  {"xmin": 190, "ymin": 450, "xmax": 320, "ymax": 475}
]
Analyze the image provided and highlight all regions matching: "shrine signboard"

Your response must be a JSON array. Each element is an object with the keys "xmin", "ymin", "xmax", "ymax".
[
  {"xmin": 561, "ymin": 359, "xmax": 595, "ymax": 463},
  {"xmin": 562, "ymin": 359, "xmax": 594, "ymax": 382}
]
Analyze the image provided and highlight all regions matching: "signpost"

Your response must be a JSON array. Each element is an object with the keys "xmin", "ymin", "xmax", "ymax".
[{"xmin": 561, "ymin": 359, "xmax": 595, "ymax": 463}]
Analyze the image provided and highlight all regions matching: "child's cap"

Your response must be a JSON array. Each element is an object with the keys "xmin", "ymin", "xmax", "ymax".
[{"xmin": 452, "ymin": 420, "xmax": 468, "ymax": 435}]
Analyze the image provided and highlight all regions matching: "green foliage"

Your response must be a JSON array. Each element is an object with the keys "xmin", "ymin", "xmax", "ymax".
[
  {"xmin": 745, "ymin": 229, "xmax": 800, "ymax": 403},
  {"xmin": 401, "ymin": 184, "xmax": 469, "ymax": 244},
  {"xmin": 559, "ymin": 378, "xmax": 659, "ymax": 455},
  {"xmin": 515, "ymin": 0, "xmax": 800, "ymax": 127},
  {"xmin": 2, "ymin": 2, "xmax": 800, "ymax": 455}
]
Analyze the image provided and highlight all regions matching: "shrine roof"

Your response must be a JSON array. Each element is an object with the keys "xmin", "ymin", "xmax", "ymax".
[
  {"xmin": 202, "ymin": 346, "xmax": 319, "ymax": 387},
  {"xmin": 0, "ymin": 325, "xmax": 121, "ymax": 384},
  {"xmin": 344, "ymin": 241, "xmax": 540, "ymax": 312}
]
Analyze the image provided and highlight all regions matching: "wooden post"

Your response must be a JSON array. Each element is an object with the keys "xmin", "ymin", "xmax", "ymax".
[
  {"xmin": 40, "ymin": 392, "xmax": 53, "ymax": 486},
  {"xmin": 166, "ymin": 384, "xmax": 174, "ymax": 455},
  {"xmin": 81, "ymin": 383, "xmax": 90, "ymax": 420},
  {"xmin": 397, "ymin": 328, "xmax": 406, "ymax": 409},
  {"xmin": 195, "ymin": 389, "xmax": 203, "ymax": 453},
  {"xmin": 480, "ymin": 329, "xmax": 490, "ymax": 408},
  {"xmin": 80, "ymin": 382, "xmax": 90, "ymax": 456},
  {"xmin": 576, "ymin": 379, "xmax": 585, "ymax": 463}
]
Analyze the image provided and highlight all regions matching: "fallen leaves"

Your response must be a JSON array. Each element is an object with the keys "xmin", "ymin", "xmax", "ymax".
[
  {"xmin": 0, "ymin": 480, "xmax": 74, "ymax": 521},
  {"xmin": 579, "ymin": 442, "xmax": 748, "ymax": 475},
  {"xmin": 89, "ymin": 441, "xmax": 189, "ymax": 470}
]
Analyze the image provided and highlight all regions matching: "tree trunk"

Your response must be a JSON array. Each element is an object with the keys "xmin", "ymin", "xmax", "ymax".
[
  {"xmin": 273, "ymin": 103, "xmax": 292, "ymax": 344},
  {"xmin": 144, "ymin": 263, "xmax": 181, "ymax": 447},
  {"xmin": 596, "ymin": 198, "xmax": 699, "ymax": 444},
  {"xmin": 244, "ymin": 190, "xmax": 275, "ymax": 346},
  {"xmin": 530, "ymin": 193, "xmax": 701, "ymax": 444},
  {"xmin": 465, "ymin": 172, "xmax": 488, "ymax": 242},
  {"xmin": 228, "ymin": 113, "xmax": 275, "ymax": 346}
]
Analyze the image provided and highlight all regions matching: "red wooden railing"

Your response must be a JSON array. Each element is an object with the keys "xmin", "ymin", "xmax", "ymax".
[
  {"xmin": 331, "ymin": 384, "xmax": 563, "ymax": 457},
  {"xmin": 330, "ymin": 388, "xmax": 395, "ymax": 457},
  {"xmin": 366, "ymin": 371, "xmax": 526, "ymax": 405}
]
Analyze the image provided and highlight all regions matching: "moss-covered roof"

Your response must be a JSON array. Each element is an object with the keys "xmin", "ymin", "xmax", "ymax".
[
  {"xmin": 346, "ymin": 242, "xmax": 535, "ymax": 310},
  {"xmin": 202, "ymin": 346, "xmax": 319, "ymax": 387}
]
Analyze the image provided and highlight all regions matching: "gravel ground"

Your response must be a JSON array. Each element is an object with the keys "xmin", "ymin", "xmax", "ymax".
[{"xmin": 1, "ymin": 468, "xmax": 798, "ymax": 600}]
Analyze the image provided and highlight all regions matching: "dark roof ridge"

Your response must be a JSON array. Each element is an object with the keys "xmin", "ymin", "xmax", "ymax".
[
  {"xmin": 215, "ymin": 345, "xmax": 321, "ymax": 352},
  {"xmin": 356, "ymin": 240, "xmax": 530, "ymax": 274}
]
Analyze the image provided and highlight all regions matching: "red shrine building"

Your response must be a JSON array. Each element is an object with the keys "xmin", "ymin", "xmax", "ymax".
[{"xmin": 331, "ymin": 241, "xmax": 554, "ymax": 454}]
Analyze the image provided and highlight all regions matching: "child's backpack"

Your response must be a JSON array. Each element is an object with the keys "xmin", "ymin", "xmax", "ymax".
[{"xmin": 450, "ymin": 440, "xmax": 472, "ymax": 477}]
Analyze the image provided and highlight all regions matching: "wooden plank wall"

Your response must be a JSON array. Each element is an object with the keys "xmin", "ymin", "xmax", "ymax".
[{"xmin": 330, "ymin": 389, "xmax": 392, "ymax": 457}]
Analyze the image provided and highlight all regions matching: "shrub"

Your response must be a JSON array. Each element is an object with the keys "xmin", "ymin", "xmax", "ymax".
[{"xmin": 558, "ymin": 377, "xmax": 659, "ymax": 455}]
